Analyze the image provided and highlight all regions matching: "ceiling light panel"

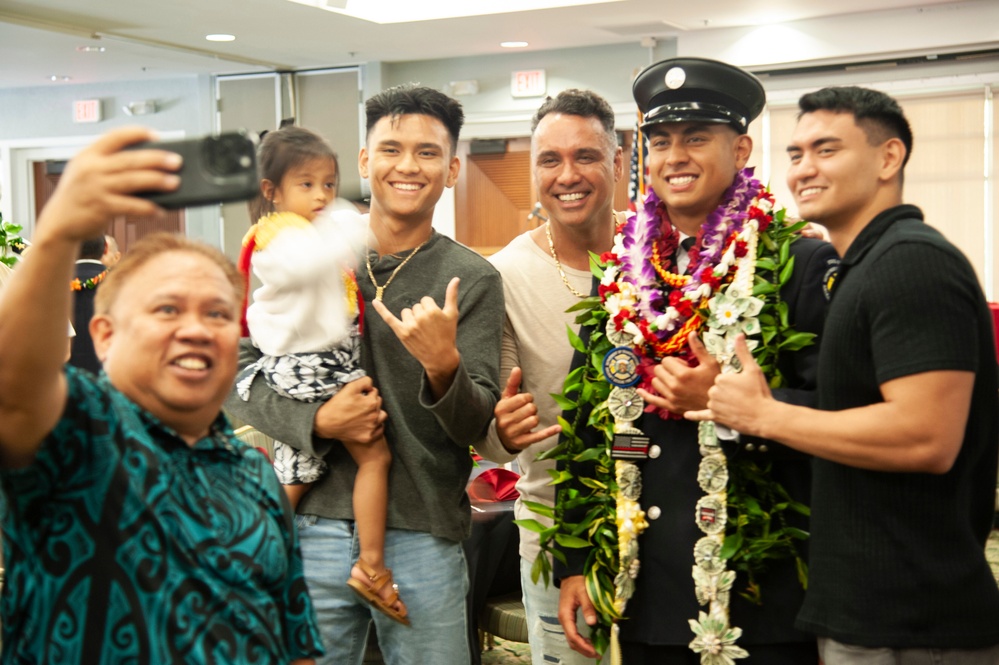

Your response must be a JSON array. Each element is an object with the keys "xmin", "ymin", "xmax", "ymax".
[{"xmin": 286, "ymin": 0, "xmax": 621, "ymax": 24}]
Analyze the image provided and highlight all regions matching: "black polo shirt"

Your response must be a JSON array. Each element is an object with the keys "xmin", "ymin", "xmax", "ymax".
[{"xmin": 798, "ymin": 204, "xmax": 999, "ymax": 648}]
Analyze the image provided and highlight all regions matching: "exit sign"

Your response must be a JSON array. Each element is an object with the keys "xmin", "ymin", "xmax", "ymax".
[
  {"xmin": 73, "ymin": 99, "xmax": 102, "ymax": 123},
  {"xmin": 511, "ymin": 69, "xmax": 546, "ymax": 98}
]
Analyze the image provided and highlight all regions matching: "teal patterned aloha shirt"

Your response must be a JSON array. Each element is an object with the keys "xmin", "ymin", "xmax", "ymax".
[{"xmin": 0, "ymin": 366, "xmax": 323, "ymax": 664}]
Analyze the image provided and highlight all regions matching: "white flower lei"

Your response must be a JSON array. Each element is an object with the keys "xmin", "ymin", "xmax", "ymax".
[
  {"xmin": 535, "ymin": 169, "xmax": 813, "ymax": 663},
  {"xmin": 601, "ymin": 192, "xmax": 766, "ymax": 662}
]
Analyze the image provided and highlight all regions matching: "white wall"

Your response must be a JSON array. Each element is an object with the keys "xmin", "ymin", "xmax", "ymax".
[
  {"xmin": 383, "ymin": 41, "xmax": 678, "ymax": 139},
  {"xmin": 369, "ymin": 42, "xmax": 685, "ymax": 235},
  {"xmin": 0, "ymin": 76, "xmax": 213, "ymax": 141},
  {"xmin": 0, "ymin": 75, "xmax": 219, "ymax": 245}
]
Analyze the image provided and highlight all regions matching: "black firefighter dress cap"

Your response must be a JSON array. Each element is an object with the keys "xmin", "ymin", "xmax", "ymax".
[{"xmin": 633, "ymin": 57, "xmax": 766, "ymax": 134}]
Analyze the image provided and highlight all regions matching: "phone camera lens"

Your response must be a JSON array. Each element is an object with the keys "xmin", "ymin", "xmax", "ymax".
[{"xmin": 203, "ymin": 135, "xmax": 251, "ymax": 176}]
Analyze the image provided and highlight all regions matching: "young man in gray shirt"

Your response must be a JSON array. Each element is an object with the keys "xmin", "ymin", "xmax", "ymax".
[{"xmin": 227, "ymin": 84, "xmax": 504, "ymax": 665}]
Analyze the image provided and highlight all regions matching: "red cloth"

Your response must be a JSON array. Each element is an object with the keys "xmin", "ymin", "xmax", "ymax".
[
  {"xmin": 990, "ymin": 303, "xmax": 999, "ymax": 362},
  {"xmin": 467, "ymin": 468, "xmax": 520, "ymax": 503},
  {"xmin": 237, "ymin": 231, "xmax": 256, "ymax": 338}
]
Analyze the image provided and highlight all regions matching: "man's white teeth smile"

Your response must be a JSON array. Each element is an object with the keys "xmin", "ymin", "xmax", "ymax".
[
  {"xmin": 558, "ymin": 192, "xmax": 585, "ymax": 202},
  {"xmin": 393, "ymin": 183, "xmax": 421, "ymax": 191},
  {"xmin": 668, "ymin": 175, "xmax": 696, "ymax": 186},
  {"xmin": 175, "ymin": 357, "xmax": 208, "ymax": 370},
  {"xmin": 800, "ymin": 187, "xmax": 823, "ymax": 197}
]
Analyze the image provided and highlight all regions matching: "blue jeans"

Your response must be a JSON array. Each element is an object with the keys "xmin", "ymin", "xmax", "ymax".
[
  {"xmin": 297, "ymin": 515, "xmax": 470, "ymax": 665},
  {"xmin": 818, "ymin": 637, "xmax": 999, "ymax": 665},
  {"xmin": 520, "ymin": 557, "xmax": 604, "ymax": 665}
]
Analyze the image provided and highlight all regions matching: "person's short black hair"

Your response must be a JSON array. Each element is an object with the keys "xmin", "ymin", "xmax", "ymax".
[
  {"xmin": 530, "ymin": 89, "xmax": 617, "ymax": 149},
  {"xmin": 364, "ymin": 84, "xmax": 464, "ymax": 155},
  {"xmin": 79, "ymin": 236, "xmax": 106, "ymax": 260},
  {"xmin": 798, "ymin": 86, "xmax": 913, "ymax": 167}
]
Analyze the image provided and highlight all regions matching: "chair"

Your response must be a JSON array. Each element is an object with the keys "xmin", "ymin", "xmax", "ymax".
[
  {"xmin": 232, "ymin": 424, "xmax": 275, "ymax": 460},
  {"xmin": 479, "ymin": 591, "xmax": 528, "ymax": 650}
]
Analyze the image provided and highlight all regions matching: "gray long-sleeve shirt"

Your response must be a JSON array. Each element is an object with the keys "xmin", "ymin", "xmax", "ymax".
[{"xmin": 225, "ymin": 230, "xmax": 504, "ymax": 543}]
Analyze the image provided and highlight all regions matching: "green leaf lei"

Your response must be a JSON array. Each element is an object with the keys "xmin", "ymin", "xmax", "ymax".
[{"xmin": 526, "ymin": 185, "xmax": 815, "ymax": 658}]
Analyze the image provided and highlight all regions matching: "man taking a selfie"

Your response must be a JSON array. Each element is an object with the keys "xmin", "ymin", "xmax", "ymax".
[{"xmin": 0, "ymin": 127, "xmax": 323, "ymax": 664}]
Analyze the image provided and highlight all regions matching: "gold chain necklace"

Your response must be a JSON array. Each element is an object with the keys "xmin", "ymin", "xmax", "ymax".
[
  {"xmin": 545, "ymin": 219, "xmax": 611, "ymax": 299},
  {"xmin": 366, "ymin": 238, "xmax": 430, "ymax": 301}
]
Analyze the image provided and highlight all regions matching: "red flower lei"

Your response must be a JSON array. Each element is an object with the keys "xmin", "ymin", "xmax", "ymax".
[{"xmin": 598, "ymin": 170, "xmax": 775, "ymax": 418}]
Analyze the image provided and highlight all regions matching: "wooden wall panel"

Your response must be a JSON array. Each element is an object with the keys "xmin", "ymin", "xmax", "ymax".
[
  {"xmin": 456, "ymin": 141, "xmax": 534, "ymax": 256},
  {"xmin": 456, "ymin": 131, "xmax": 633, "ymax": 257}
]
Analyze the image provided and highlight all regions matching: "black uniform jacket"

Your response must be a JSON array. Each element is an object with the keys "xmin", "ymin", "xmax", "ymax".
[{"xmin": 555, "ymin": 237, "xmax": 839, "ymax": 646}]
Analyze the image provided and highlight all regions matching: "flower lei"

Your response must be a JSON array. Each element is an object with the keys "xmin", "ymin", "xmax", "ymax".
[
  {"xmin": 533, "ymin": 168, "xmax": 813, "ymax": 662},
  {"xmin": 70, "ymin": 268, "xmax": 109, "ymax": 291}
]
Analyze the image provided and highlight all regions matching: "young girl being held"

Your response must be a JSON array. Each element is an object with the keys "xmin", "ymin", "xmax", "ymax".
[{"xmin": 236, "ymin": 126, "xmax": 408, "ymax": 625}]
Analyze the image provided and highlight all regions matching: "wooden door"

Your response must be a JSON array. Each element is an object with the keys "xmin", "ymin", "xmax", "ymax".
[
  {"xmin": 32, "ymin": 161, "xmax": 184, "ymax": 252},
  {"xmin": 454, "ymin": 138, "xmax": 536, "ymax": 257},
  {"xmin": 454, "ymin": 132, "xmax": 635, "ymax": 257}
]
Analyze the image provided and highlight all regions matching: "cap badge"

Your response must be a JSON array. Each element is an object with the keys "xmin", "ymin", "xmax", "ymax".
[{"xmin": 665, "ymin": 66, "xmax": 686, "ymax": 89}]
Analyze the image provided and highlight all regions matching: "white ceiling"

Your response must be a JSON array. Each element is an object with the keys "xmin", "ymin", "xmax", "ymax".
[{"xmin": 0, "ymin": 0, "xmax": 986, "ymax": 90}]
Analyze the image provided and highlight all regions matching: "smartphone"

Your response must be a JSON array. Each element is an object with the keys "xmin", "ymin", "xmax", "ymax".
[{"xmin": 127, "ymin": 130, "xmax": 260, "ymax": 209}]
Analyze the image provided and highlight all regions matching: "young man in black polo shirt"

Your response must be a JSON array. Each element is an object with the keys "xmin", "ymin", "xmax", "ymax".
[{"xmin": 692, "ymin": 86, "xmax": 999, "ymax": 664}]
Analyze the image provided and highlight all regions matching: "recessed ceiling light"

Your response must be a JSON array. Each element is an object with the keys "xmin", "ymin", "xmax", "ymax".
[
  {"xmin": 500, "ymin": 41, "xmax": 529, "ymax": 48},
  {"xmin": 49, "ymin": 75, "xmax": 72, "ymax": 82},
  {"xmin": 205, "ymin": 34, "xmax": 236, "ymax": 42},
  {"xmin": 76, "ymin": 45, "xmax": 106, "ymax": 53}
]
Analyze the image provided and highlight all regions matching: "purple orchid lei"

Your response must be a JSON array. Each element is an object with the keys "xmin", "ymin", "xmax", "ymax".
[{"xmin": 615, "ymin": 167, "xmax": 764, "ymax": 346}]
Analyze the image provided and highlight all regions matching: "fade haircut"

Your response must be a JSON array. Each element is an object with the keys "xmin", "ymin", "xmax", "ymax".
[
  {"xmin": 250, "ymin": 126, "xmax": 340, "ymax": 221},
  {"xmin": 94, "ymin": 233, "xmax": 244, "ymax": 315},
  {"xmin": 798, "ymin": 86, "xmax": 914, "ymax": 168},
  {"xmin": 364, "ymin": 84, "xmax": 464, "ymax": 155},
  {"xmin": 531, "ymin": 88, "xmax": 618, "ymax": 151}
]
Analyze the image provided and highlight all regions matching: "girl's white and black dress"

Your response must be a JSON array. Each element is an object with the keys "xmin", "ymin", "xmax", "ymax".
[{"xmin": 237, "ymin": 209, "xmax": 366, "ymax": 484}]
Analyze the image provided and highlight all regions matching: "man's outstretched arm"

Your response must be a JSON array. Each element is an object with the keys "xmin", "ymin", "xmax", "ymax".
[
  {"xmin": 687, "ymin": 334, "xmax": 972, "ymax": 474},
  {"xmin": 0, "ymin": 127, "xmax": 179, "ymax": 467}
]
